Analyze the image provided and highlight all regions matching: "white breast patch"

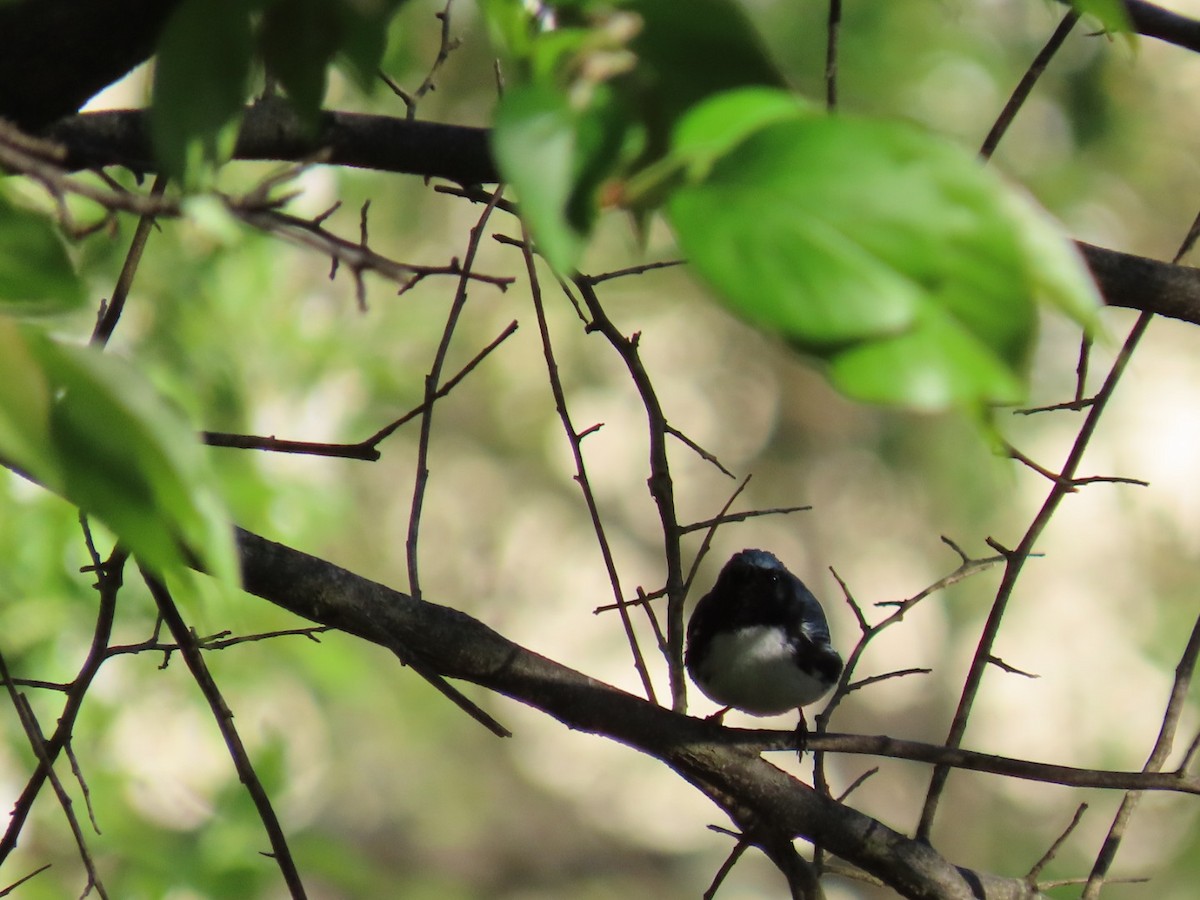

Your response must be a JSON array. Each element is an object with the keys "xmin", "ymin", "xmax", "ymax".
[{"xmin": 693, "ymin": 625, "xmax": 831, "ymax": 715}]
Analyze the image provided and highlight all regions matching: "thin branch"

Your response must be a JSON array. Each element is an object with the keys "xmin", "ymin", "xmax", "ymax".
[
  {"xmin": 141, "ymin": 573, "xmax": 308, "ymax": 900},
  {"xmin": 917, "ymin": 307, "xmax": 1152, "ymax": 841},
  {"xmin": 980, "ymin": 9, "xmax": 1080, "ymax": 159},
  {"xmin": 585, "ymin": 259, "xmax": 686, "ymax": 285},
  {"xmin": 663, "ymin": 424, "xmax": 736, "ymax": 479},
  {"xmin": 681, "ymin": 504, "xmax": 811, "ymax": 534},
  {"xmin": 0, "ymin": 652, "xmax": 108, "ymax": 898},
  {"xmin": 0, "ymin": 539, "xmax": 125, "ymax": 867},
  {"xmin": 1082, "ymin": 609, "xmax": 1200, "ymax": 898},
  {"xmin": 702, "ymin": 834, "xmax": 752, "ymax": 900},
  {"xmin": 91, "ymin": 172, "xmax": 168, "ymax": 346},
  {"xmin": 203, "ymin": 320, "xmax": 518, "ymax": 459},
  {"xmin": 836, "ymin": 767, "xmax": 879, "ymax": 803},
  {"xmin": 407, "ymin": 187, "xmax": 505, "ymax": 600},
  {"xmin": 517, "ymin": 235, "xmax": 657, "ymax": 705},
  {"xmin": 380, "ymin": 0, "xmax": 461, "ymax": 120},
  {"xmin": 575, "ymin": 275, "xmax": 688, "ymax": 710},
  {"xmin": 0, "ymin": 864, "xmax": 51, "ymax": 897},
  {"xmin": 1027, "ymin": 803, "xmax": 1087, "ymax": 884},
  {"xmin": 726, "ymin": 729, "xmax": 1200, "ymax": 796},
  {"xmin": 845, "ymin": 667, "xmax": 933, "ymax": 694},
  {"xmin": 825, "ymin": 0, "xmax": 842, "ymax": 110}
]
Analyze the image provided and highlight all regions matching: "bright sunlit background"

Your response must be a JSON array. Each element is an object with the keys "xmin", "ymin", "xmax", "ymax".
[{"xmin": 5, "ymin": 1, "xmax": 1200, "ymax": 897}]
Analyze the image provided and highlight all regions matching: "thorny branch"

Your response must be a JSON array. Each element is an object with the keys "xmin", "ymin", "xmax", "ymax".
[{"xmin": 514, "ymin": 231, "xmax": 660, "ymax": 704}]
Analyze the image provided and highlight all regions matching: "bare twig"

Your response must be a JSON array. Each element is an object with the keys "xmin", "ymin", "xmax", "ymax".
[
  {"xmin": 380, "ymin": 0, "xmax": 461, "ymax": 120},
  {"xmin": 517, "ymin": 236, "xmax": 657, "ymax": 704},
  {"xmin": 1027, "ymin": 803, "xmax": 1087, "ymax": 884},
  {"xmin": 0, "ymin": 865, "xmax": 52, "ymax": 896},
  {"xmin": 681, "ymin": 504, "xmax": 811, "ymax": 534},
  {"xmin": 574, "ymin": 275, "xmax": 688, "ymax": 709},
  {"xmin": 407, "ymin": 187, "xmax": 505, "ymax": 600},
  {"xmin": 0, "ymin": 651, "xmax": 108, "ymax": 898},
  {"xmin": 825, "ymin": 0, "xmax": 842, "ymax": 109},
  {"xmin": 91, "ymin": 172, "xmax": 168, "ymax": 346},
  {"xmin": 0, "ymin": 536, "xmax": 125, "ymax": 866},
  {"xmin": 1082, "ymin": 610, "xmax": 1200, "ymax": 897},
  {"xmin": 141, "ymin": 573, "xmax": 308, "ymax": 900},
  {"xmin": 981, "ymin": 9, "xmax": 1080, "ymax": 159},
  {"xmin": 204, "ymin": 320, "xmax": 518, "ymax": 459}
]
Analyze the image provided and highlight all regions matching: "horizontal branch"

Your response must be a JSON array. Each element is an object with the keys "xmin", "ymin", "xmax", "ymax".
[
  {"xmin": 731, "ymin": 729, "xmax": 1200, "ymax": 795},
  {"xmin": 234, "ymin": 526, "xmax": 1054, "ymax": 900},
  {"xmin": 41, "ymin": 107, "xmax": 1200, "ymax": 330},
  {"xmin": 46, "ymin": 104, "xmax": 496, "ymax": 186},
  {"xmin": 1058, "ymin": 0, "xmax": 1200, "ymax": 54}
]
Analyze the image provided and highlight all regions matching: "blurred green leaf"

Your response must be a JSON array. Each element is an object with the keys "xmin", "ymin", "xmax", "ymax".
[
  {"xmin": 259, "ymin": 0, "xmax": 342, "ymax": 126},
  {"xmin": 0, "ymin": 320, "xmax": 59, "ymax": 481},
  {"xmin": 335, "ymin": 0, "xmax": 409, "ymax": 91},
  {"xmin": 151, "ymin": 0, "xmax": 254, "ymax": 185},
  {"xmin": 624, "ymin": 0, "xmax": 785, "ymax": 148},
  {"xmin": 1072, "ymin": 0, "xmax": 1132, "ymax": 35},
  {"xmin": 0, "ymin": 318, "xmax": 237, "ymax": 583},
  {"xmin": 667, "ymin": 99, "xmax": 1101, "ymax": 411},
  {"xmin": 0, "ymin": 194, "xmax": 85, "ymax": 315},
  {"xmin": 492, "ymin": 83, "xmax": 627, "ymax": 272},
  {"xmin": 668, "ymin": 87, "xmax": 815, "ymax": 182},
  {"xmin": 478, "ymin": 0, "xmax": 538, "ymax": 68},
  {"xmin": 827, "ymin": 305, "xmax": 1027, "ymax": 410}
]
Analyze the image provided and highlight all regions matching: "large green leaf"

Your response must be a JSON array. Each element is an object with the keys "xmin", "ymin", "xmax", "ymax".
[
  {"xmin": 827, "ymin": 306, "xmax": 1027, "ymax": 411},
  {"xmin": 259, "ymin": 0, "xmax": 342, "ymax": 126},
  {"xmin": 666, "ymin": 90, "xmax": 1101, "ymax": 411},
  {"xmin": 491, "ymin": 82, "xmax": 627, "ymax": 272},
  {"xmin": 150, "ymin": 0, "xmax": 254, "ymax": 185},
  {"xmin": 1072, "ymin": 0, "xmax": 1132, "ymax": 34},
  {"xmin": 622, "ymin": 0, "xmax": 785, "ymax": 157},
  {"xmin": 0, "ymin": 319, "xmax": 237, "ymax": 583},
  {"xmin": 0, "ymin": 194, "xmax": 85, "ymax": 315},
  {"xmin": 334, "ymin": 0, "xmax": 409, "ymax": 91}
]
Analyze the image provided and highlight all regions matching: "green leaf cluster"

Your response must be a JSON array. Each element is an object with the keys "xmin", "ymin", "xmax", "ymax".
[
  {"xmin": 0, "ymin": 319, "xmax": 237, "ymax": 583},
  {"xmin": 0, "ymin": 193, "xmax": 86, "ymax": 315},
  {"xmin": 484, "ymin": 1, "xmax": 1103, "ymax": 414},
  {"xmin": 150, "ymin": 0, "xmax": 408, "ymax": 184},
  {"xmin": 666, "ymin": 90, "xmax": 1102, "ymax": 411}
]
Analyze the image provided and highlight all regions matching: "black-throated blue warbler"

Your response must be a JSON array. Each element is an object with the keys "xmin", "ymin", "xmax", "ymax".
[{"xmin": 685, "ymin": 549, "xmax": 843, "ymax": 738}]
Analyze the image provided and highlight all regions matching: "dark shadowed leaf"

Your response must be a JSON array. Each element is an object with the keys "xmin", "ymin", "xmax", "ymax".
[
  {"xmin": 259, "ymin": 0, "xmax": 342, "ymax": 126},
  {"xmin": 0, "ymin": 195, "xmax": 85, "ymax": 315},
  {"xmin": 0, "ymin": 319, "xmax": 237, "ymax": 583},
  {"xmin": 151, "ymin": 0, "xmax": 254, "ymax": 185}
]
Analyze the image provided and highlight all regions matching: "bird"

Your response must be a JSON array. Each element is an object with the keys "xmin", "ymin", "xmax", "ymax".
[{"xmin": 685, "ymin": 549, "xmax": 843, "ymax": 745}]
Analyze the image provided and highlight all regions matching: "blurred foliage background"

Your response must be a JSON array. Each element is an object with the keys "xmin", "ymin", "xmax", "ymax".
[{"xmin": 5, "ymin": 1, "xmax": 1200, "ymax": 897}]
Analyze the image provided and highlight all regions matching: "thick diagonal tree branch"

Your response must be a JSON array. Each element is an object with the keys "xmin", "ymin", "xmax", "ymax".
[{"xmin": 233, "ymin": 525, "xmax": 1101, "ymax": 900}]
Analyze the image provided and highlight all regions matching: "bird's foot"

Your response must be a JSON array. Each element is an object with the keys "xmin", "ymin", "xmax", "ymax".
[
  {"xmin": 794, "ymin": 711, "xmax": 809, "ymax": 761},
  {"xmin": 705, "ymin": 706, "xmax": 732, "ymax": 724}
]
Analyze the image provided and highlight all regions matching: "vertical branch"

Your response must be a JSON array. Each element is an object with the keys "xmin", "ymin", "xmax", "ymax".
[
  {"xmin": 514, "ymin": 238, "xmax": 658, "ymax": 704},
  {"xmin": 406, "ymin": 188, "xmax": 504, "ymax": 599},
  {"xmin": 825, "ymin": 0, "xmax": 842, "ymax": 110},
  {"xmin": 1081, "ymin": 612, "xmax": 1200, "ymax": 897},
  {"xmin": 0, "ymin": 538, "xmax": 125, "ymax": 865},
  {"xmin": 0, "ymin": 650, "xmax": 109, "ymax": 899},
  {"xmin": 141, "ymin": 573, "xmax": 308, "ymax": 900},
  {"xmin": 918, "ymin": 207, "xmax": 1200, "ymax": 839},
  {"xmin": 573, "ymin": 276, "xmax": 688, "ymax": 711},
  {"xmin": 916, "ymin": 309, "xmax": 1152, "ymax": 841}
]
